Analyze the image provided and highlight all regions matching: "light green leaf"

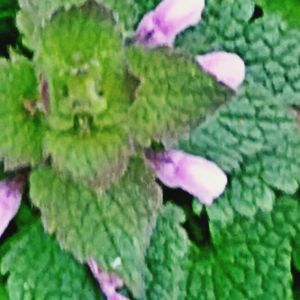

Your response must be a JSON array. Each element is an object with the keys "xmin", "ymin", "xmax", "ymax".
[
  {"xmin": 36, "ymin": 1, "xmax": 125, "ymax": 130},
  {"xmin": 44, "ymin": 127, "xmax": 132, "ymax": 191},
  {"xmin": 127, "ymin": 47, "xmax": 232, "ymax": 146},
  {"xmin": 17, "ymin": 0, "xmax": 141, "ymax": 49},
  {"xmin": 0, "ymin": 55, "xmax": 45, "ymax": 169},
  {"xmin": 30, "ymin": 158, "xmax": 162, "ymax": 297},
  {"xmin": 34, "ymin": 2, "xmax": 136, "ymax": 188}
]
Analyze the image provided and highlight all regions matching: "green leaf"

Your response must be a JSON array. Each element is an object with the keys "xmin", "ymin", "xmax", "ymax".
[
  {"xmin": 293, "ymin": 231, "xmax": 300, "ymax": 271},
  {"xmin": 204, "ymin": 115, "xmax": 300, "ymax": 227},
  {"xmin": 1, "ymin": 222, "xmax": 103, "ymax": 300},
  {"xmin": 127, "ymin": 47, "xmax": 232, "ymax": 146},
  {"xmin": 132, "ymin": 0, "xmax": 160, "ymax": 19},
  {"xmin": 179, "ymin": 84, "xmax": 300, "ymax": 175},
  {"xmin": 142, "ymin": 198, "xmax": 300, "ymax": 300},
  {"xmin": 0, "ymin": 0, "xmax": 18, "ymax": 57},
  {"xmin": 186, "ymin": 197, "xmax": 300, "ymax": 300},
  {"xmin": 0, "ymin": 283, "xmax": 8, "ymax": 300},
  {"xmin": 34, "ymin": 2, "xmax": 136, "ymax": 188},
  {"xmin": 176, "ymin": 0, "xmax": 300, "ymax": 97},
  {"xmin": 30, "ymin": 158, "xmax": 162, "ymax": 297},
  {"xmin": 256, "ymin": 0, "xmax": 300, "ymax": 28},
  {"xmin": 176, "ymin": 0, "xmax": 300, "ymax": 228},
  {"xmin": 44, "ymin": 128, "xmax": 131, "ymax": 190},
  {"xmin": 17, "ymin": 0, "xmax": 142, "ymax": 49},
  {"xmin": 36, "ymin": 2, "xmax": 125, "ymax": 130},
  {"xmin": 142, "ymin": 204, "xmax": 190, "ymax": 300},
  {"xmin": 0, "ymin": 55, "xmax": 45, "ymax": 169},
  {"xmin": 207, "ymin": 163, "xmax": 275, "ymax": 227}
]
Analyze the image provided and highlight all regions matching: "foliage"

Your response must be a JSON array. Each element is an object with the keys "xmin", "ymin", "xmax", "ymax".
[
  {"xmin": 255, "ymin": 0, "xmax": 300, "ymax": 28},
  {"xmin": 1, "ymin": 0, "xmax": 300, "ymax": 299},
  {"xmin": 1, "ymin": 206, "xmax": 103, "ymax": 299}
]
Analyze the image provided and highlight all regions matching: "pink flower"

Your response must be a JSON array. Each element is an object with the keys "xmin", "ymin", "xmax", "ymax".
[
  {"xmin": 135, "ymin": 0, "xmax": 205, "ymax": 48},
  {"xmin": 196, "ymin": 51, "xmax": 246, "ymax": 91},
  {"xmin": 0, "ymin": 176, "xmax": 25, "ymax": 238},
  {"xmin": 87, "ymin": 258, "xmax": 129, "ymax": 300},
  {"xmin": 146, "ymin": 149, "xmax": 227, "ymax": 205}
]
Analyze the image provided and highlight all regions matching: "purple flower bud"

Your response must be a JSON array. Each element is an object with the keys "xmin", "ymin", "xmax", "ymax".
[
  {"xmin": 87, "ymin": 258, "xmax": 129, "ymax": 300},
  {"xmin": 196, "ymin": 51, "xmax": 246, "ymax": 91},
  {"xmin": 146, "ymin": 149, "xmax": 227, "ymax": 205},
  {"xmin": 0, "ymin": 176, "xmax": 24, "ymax": 238},
  {"xmin": 135, "ymin": 0, "xmax": 205, "ymax": 48}
]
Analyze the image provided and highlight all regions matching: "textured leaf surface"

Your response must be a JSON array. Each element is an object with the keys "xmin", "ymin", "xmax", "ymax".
[
  {"xmin": 34, "ymin": 2, "xmax": 135, "ymax": 188},
  {"xmin": 142, "ymin": 204, "xmax": 190, "ymax": 300},
  {"xmin": 180, "ymin": 84, "xmax": 299, "ymax": 173},
  {"xmin": 36, "ymin": 2, "xmax": 125, "ymax": 129},
  {"xmin": 186, "ymin": 197, "xmax": 300, "ymax": 300},
  {"xmin": 204, "ymin": 112, "xmax": 300, "ymax": 226},
  {"xmin": 17, "ymin": 0, "xmax": 148, "ymax": 49},
  {"xmin": 1, "ymin": 221, "xmax": 102, "ymax": 300},
  {"xmin": 30, "ymin": 158, "xmax": 162, "ymax": 297},
  {"xmin": 7, "ymin": 1, "xmax": 300, "ymax": 299},
  {"xmin": 0, "ymin": 55, "xmax": 45, "ymax": 169},
  {"xmin": 176, "ymin": 0, "xmax": 300, "ymax": 221},
  {"xmin": 44, "ymin": 128, "xmax": 131, "ymax": 190},
  {"xmin": 176, "ymin": 0, "xmax": 300, "ymax": 97},
  {"xmin": 34, "ymin": 2, "xmax": 232, "ymax": 188},
  {"xmin": 256, "ymin": 0, "xmax": 300, "ymax": 28},
  {"xmin": 127, "ymin": 47, "xmax": 232, "ymax": 146},
  {"xmin": 207, "ymin": 162, "xmax": 275, "ymax": 227},
  {"xmin": 142, "ymin": 198, "xmax": 300, "ymax": 300}
]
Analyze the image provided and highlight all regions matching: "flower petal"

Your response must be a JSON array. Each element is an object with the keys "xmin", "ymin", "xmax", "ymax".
[
  {"xmin": 146, "ymin": 149, "xmax": 227, "ymax": 205},
  {"xmin": 0, "ymin": 176, "xmax": 24, "ymax": 238},
  {"xmin": 196, "ymin": 51, "xmax": 246, "ymax": 90},
  {"xmin": 87, "ymin": 258, "xmax": 129, "ymax": 300},
  {"xmin": 135, "ymin": 0, "xmax": 205, "ymax": 48}
]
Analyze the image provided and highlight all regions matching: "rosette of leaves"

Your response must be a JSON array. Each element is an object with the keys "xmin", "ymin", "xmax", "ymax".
[{"xmin": 0, "ymin": 0, "xmax": 231, "ymax": 297}]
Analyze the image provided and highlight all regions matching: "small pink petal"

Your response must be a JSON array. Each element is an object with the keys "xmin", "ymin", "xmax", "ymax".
[
  {"xmin": 0, "ymin": 176, "xmax": 25, "ymax": 238},
  {"xmin": 135, "ymin": 0, "xmax": 205, "ymax": 48},
  {"xmin": 146, "ymin": 149, "xmax": 227, "ymax": 205},
  {"xmin": 87, "ymin": 258, "xmax": 129, "ymax": 300},
  {"xmin": 196, "ymin": 51, "xmax": 246, "ymax": 90}
]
